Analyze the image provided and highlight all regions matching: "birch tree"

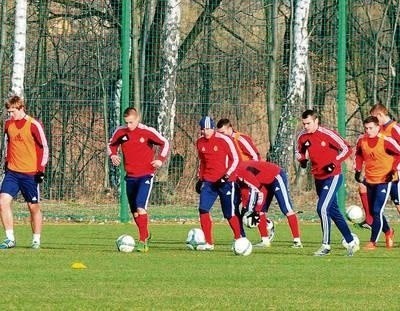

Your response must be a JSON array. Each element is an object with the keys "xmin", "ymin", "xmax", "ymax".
[
  {"xmin": 11, "ymin": 0, "xmax": 27, "ymax": 96},
  {"xmin": 269, "ymin": 0, "xmax": 311, "ymax": 169},
  {"xmin": 156, "ymin": 0, "xmax": 181, "ymax": 183}
]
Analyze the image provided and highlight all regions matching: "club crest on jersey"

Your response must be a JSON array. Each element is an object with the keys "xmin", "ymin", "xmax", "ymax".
[
  {"xmin": 140, "ymin": 137, "xmax": 145, "ymax": 143},
  {"xmin": 321, "ymin": 141, "xmax": 326, "ymax": 147},
  {"xmin": 213, "ymin": 146, "xmax": 218, "ymax": 152}
]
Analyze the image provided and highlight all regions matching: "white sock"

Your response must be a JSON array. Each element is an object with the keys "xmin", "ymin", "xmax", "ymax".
[
  {"xmin": 5, "ymin": 229, "xmax": 15, "ymax": 241},
  {"xmin": 32, "ymin": 233, "xmax": 41, "ymax": 244},
  {"xmin": 293, "ymin": 237, "xmax": 301, "ymax": 243}
]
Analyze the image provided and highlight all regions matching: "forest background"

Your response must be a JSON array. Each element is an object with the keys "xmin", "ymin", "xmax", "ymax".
[{"xmin": 0, "ymin": 0, "xmax": 399, "ymax": 222}]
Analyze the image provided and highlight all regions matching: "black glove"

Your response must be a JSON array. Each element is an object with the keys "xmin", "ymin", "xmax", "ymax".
[
  {"xmin": 195, "ymin": 180, "xmax": 202, "ymax": 194},
  {"xmin": 34, "ymin": 172, "xmax": 45, "ymax": 184},
  {"xmin": 385, "ymin": 172, "xmax": 394, "ymax": 183},
  {"xmin": 243, "ymin": 210, "xmax": 260, "ymax": 228},
  {"xmin": 322, "ymin": 163, "xmax": 336, "ymax": 173},
  {"xmin": 354, "ymin": 171, "xmax": 363, "ymax": 183},
  {"xmin": 213, "ymin": 174, "xmax": 229, "ymax": 188},
  {"xmin": 299, "ymin": 159, "xmax": 308, "ymax": 169}
]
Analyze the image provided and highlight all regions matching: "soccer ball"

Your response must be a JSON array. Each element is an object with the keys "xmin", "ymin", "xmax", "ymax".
[
  {"xmin": 233, "ymin": 237, "xmax": 253, "ymax": 256},
  {"xmin": 116, "ymin": 234, "xmax": 135, "ymax": 253},
  {"xmin": 342, "ymin": 233, "xmax": 360, "ymax": 250},
  {"xmin": 186, "ymin": 228, "xmax": 206, "ymax": 250},
  {"xmin": 345, "ymin": 205, "xmax": 365, "ymax": 224},
  {"xmin": 267, "ymin": 218, "xmax": 275, "ymax": 241}
]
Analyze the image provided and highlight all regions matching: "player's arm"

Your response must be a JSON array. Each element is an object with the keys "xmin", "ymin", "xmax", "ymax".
[
  {"xmin": 220, "ymin": 133, "xmax": 239, "ymax": 178},
  {"xmin": 147, "ymin": 127, "xmax": 170, "ymax": 168},
  {"xmin": 295, "ymin": 132, "xmax": 308, "ymax": 167},
  {"xmin": 107, "ymin": 127, "xmax": 125, "ymax": 166},
  {"xmin": 384, "ymin": 137, "xmax": 400, "ymax": 171},
  {"xmin": 31, "ymin": 120, "xmax": 49, "ymax": 172},
  {"xmin": 325, "ymin": 128, "xmax": 352, "ymax": 164},
  {"xmin": 353, "ymin": 136, "xmax": 365, "ymax": 183},
  {"xmin": 237, "ymin": 135, "xmax": 260, "ymax": 160}
]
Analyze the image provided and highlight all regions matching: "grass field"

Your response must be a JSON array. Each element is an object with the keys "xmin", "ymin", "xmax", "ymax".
[{"xmin": 1, "ymin": 221, "xmax": 400, "ymax": 310}]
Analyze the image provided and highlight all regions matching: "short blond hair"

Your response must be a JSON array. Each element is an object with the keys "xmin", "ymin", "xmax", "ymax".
[{"xmin": 5, "ymin": 95, "xmax": 25, "ymax": 110}]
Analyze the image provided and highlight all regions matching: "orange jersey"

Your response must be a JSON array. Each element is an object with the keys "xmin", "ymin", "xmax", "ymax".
[
  {"xmin": 356, "ymin": 133, "xmax": 400, "ymax": 184},
  {"xmin": 232, "ymin": 131, "xmax": 260, "ymax": 161},
  {"xmin": 5, "ymin": 116, "xmax": 49, "ymax": 174}
]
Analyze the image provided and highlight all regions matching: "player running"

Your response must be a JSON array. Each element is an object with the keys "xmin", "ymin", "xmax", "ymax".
[
  {"xmin": 296, "ymin": 109, "xmax": 359, "ymax": 256},
  {"xmin": 108, "ymin": 107, "xmax": 170, "ymax": 252},
  {"xmin": 354, "ymin": 116, "xmax": 400, "ymax": 250},
  {"xmin": 195, "ymin": 116, "xmax": 242, "ymax": 251}
]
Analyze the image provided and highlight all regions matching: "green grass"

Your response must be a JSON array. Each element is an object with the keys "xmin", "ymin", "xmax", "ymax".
[{"xmin": 1, "ymin": 222, "xmax": 400, "ymax": 310}]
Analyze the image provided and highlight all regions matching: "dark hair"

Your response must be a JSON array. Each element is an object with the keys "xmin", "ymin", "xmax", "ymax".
[
  {"xmin": 363, "ymin": 115, "xmax": 379, "ymax": 125},
  {"xmin": 301, "ymin": 109, "xmax": 318, "ymax": 120},
  {"xmin": 216, "ymin": 118, "xmax": 231, "ymax": 129}
]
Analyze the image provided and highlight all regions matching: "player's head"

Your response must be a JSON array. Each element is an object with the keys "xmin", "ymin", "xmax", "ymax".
[
  {"xmin": 123, "ymin": 107, "xmax": 140, "ymax": 131},
  {"xmin": 216, "ymin": 118, "xmax": 234, "ymax": 136},
  {"xmin": 301, "ymin": 109, "xmax": 319, "ymax": 133},
  {"xmin": 5, "ymin": 95, "xmax": 26, "ymax": 120},
  {"xmin": 363, "ymin": 115, "xmax": 380, "ymax": 138},
  {"xmin": 199, "ymin": 116, "xmax": 215, "ymax": 139},
  {"xmin": 370, "ymin": 102, "xmax": 390, "ymax": 125}
]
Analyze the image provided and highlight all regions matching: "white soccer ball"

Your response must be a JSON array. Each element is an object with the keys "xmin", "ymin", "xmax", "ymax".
[
  {"xmin": 346, "ymin": 205, "xmax": 365, "ymax": 224},
  {"xmin": 186, "ymin": 228, "xmax": 206, "ymax": 250},
  {"xmin": 342, "ymin": 233, "xmax": 360, "ymax": 250},
  {"xmin": 267, "ymin": 218, "xmax": 275, "ymax": 241},
  {"xmin": 116, "ymin": 234, "xmax": 135, "ymax": 253},
  {"xmin": 233, "ymin": 237, "xmax": 253, "ymax": 256}
]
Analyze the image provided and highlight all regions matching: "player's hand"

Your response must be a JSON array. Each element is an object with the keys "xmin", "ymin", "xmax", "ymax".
[
  {"xmin": 213, "ymin": 174, "xmax": 230, "ymax": 188},
  {"xmin": 299, "ymin": 159, "xmax": 308, "ymax": 169},
  {"xmin": 34, "ymin": 172, "xmax": 45, "ymax": 183},
  {"xmin": 354, "ymin": 171, "xmax": 363, "ymax": 183},
  {"xmin": 110, "ymin": 155, "xmax": 121, "ymax": 166},
  {"xmin": 385, "ymin": 171, "xmax": 394, "ymax": 182},
  {"xmin": 322, "ymin": 163, "xmax": 336, "ymax": 173},
  {"xmin": 151, "ymin": 159, "xmax": 163, "ymax": 168},
  {"xmin": 243, "ymin": 210, "xmax": 260, "ymax": 228},
  {"xmin": 195, "ymin": 180, "xmax": 203, "ymax": 194}
]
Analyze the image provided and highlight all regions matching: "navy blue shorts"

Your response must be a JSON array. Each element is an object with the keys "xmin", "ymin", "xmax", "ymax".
[
  {"xmin": 0, "ymin": 170, "xmax": 40, "ymax": 203},
  {"xmin": 125, "ymin": 175, "xmax": 154, "ymax": 212}
]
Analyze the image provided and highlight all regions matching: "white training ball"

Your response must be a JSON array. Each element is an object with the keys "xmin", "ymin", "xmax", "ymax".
[
  {"xmin": 233, "ymin": 237, "xmax": 253, "ymax": 256},
  {"xmin": 342, "ymin": 233, "xmax": 360, "ymax": 249},
  {"xmin": 345, "ymin": 205, "xmax": 365, "ymax": 224},
  {"xmin": 116, "ymin": 234, "xmax": 135, "ymax": 253},
  {"xmin": 186, "ymin": 228, "xmax": 206, "ymax": 250}
]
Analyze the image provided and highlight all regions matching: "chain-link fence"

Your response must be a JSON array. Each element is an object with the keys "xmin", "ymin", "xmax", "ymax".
[{"xmin": 1, "ymin": 1, "xmax": 400, "ymax": 222}]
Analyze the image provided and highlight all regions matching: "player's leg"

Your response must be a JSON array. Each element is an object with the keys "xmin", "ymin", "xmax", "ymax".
[
  {"xmin": 197, "ymin": 181, "xmax": 218, "ymax": 249},
  {"xmin": 134, "ymin": 175, "xmax": 154, "ymax": 252},
  {"xmin": 390, "ymin": 180, "xmax": 400, "ymax": 215},
  {"xmin": 0, "ymin": 172, "xmax": 20, "ymax": 249},
  {"xmin": 367, "ymin": 183, "xmax": 392, "ymax": 249},
  {"xmin": 254, "ymin": 191, "xmax": 273, "ymax": 247},
  {"xmin": 358, "ymin": 182, "xmax": 373, "ymax": 226},
  {"xmin": 219, "ymin": 181, "xmax": 242, "ymax": 240},
  {"xmin": 273, "ymin": 172, "xmax": 302, "ymax": 247},
  {"xmin": 20, "ymin": 173, "xmax": 43, "ymax": 248}
]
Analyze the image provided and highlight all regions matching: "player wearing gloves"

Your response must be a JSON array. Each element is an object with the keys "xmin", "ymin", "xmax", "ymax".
[
  {"xmin": 0, "ymin": 95, "xmax": 49, "ymax": 249},
  {"xmin": 108, "ymin": 107, "xmax": 170, "ymax": 252},
  {"xmin": 354, "ymin": 116, "xmax": 400, "ymax": 250},
  {"xmin": 195, "ymin": 116, "xmax": 242, "ymax": 250},
  {"xmin": 233, "ymin": 160, "xmax": 302, "ymax": 248},
  {"xmin": 296, "ymin": 109, "xmax": 358, "ymax": 256}
]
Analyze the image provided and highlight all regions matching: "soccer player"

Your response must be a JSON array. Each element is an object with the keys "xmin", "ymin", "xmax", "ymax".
[
  {"xmin": 0, "ymin": 95, "xmax": 49, "ymax": 249},
  {"xmin": 354, "ymin": 116, "xmax": 400, "ymax": 250},
  {"xmin": 296, "ymin": 109, "xmax": 359, "ymax": 256},
  {"xmin": 370, "ymin": 103, "xmax": 400, "ymax": 216},
  {"xmin": 108, "ymin": 107, "xmax": 170, "ymax": 252},
  {"xmin": 233, "ymin": 160, "xmax": 303, "ymax": 248},
  {"xmin": 195, "ymin": 116, "xmax": 242, "ymax": 250},
  {"xmin": 216, "ymin": 118, "xmax": 273, "ymax": 246}
]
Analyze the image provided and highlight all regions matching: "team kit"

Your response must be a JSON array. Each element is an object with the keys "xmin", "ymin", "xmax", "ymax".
[{"xmin": 1, "ymin": 96, "xmax": 399, "ymax": 256}]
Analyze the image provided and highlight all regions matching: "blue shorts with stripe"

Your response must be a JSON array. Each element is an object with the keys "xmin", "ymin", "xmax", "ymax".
[
  {"xmin": 125, "ymin": 175, "xmax": 154, "ymax": 212},
  {"xmin": 0, "ymin": 170, "xmax": 40, "ymax": 203}
]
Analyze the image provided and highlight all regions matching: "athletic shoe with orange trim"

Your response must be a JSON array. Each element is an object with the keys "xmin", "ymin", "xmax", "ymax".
[
  {"xmin": 363, "ymin": 242, "xmax": 376, "ymax": 250},
  {"xmin": 385, "ymin": 228, "xmax": 395, "ymax": 249}
]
